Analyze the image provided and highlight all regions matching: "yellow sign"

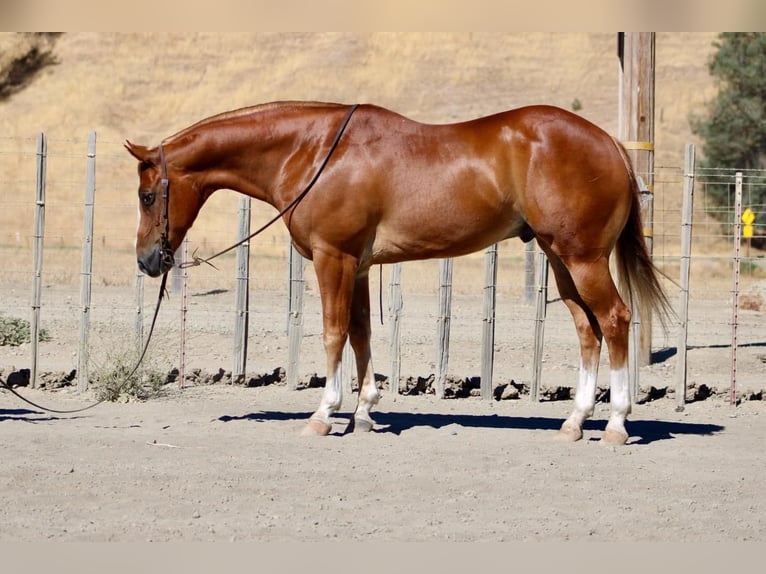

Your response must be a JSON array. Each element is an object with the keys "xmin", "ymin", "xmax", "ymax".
[
  {"xmin": 744, "ymin": 225, "xmax": 754, "ymax": 238},
  {"xmin": 742, "ymin": 208, "xmax": 755, "ymax": 225}
]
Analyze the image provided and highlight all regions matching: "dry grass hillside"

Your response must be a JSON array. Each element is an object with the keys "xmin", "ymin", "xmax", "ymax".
[
  {"xmin": 0, "ymin": 32, "xmax": 722, "ymax": 287},
  {"xmin": 1, "ymin": 32, "xmax": 717, "ymax": 156}
]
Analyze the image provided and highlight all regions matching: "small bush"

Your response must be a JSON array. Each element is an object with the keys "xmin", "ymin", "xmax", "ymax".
[
  {"xmin": 0, "ymin": 315, "xmax": 51, "ymax": 346},
  {"xmin": 92, "ymin": 350, "xmax": 168, "ymax": 402}
]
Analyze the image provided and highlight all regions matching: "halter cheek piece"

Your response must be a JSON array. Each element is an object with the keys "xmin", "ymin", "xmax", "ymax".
[{"xmin": 157, "ymin": 143, "xmax": 176, "ymax": 270}]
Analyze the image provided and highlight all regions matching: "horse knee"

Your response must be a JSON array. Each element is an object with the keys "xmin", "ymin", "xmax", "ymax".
[{"xmin": 323, "ymin": 330, "xmax": 348, "ymax": 356}]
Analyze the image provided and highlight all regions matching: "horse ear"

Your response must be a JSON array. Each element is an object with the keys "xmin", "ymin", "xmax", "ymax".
[{"xmin": 124, "ymin": 140, "xmax": 152, "ymax": 163}]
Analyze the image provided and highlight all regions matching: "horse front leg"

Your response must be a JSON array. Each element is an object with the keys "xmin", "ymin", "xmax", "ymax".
[
  {"xmin": 301, "ymin": 250, "xmax": 357, "ymax": 437},
  {"xmin": 344, "ymin": 271, "xmax": 379, "ymax": 433}
]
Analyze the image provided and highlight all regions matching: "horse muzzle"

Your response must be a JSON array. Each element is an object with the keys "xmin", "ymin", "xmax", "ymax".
[{"xmin": 137, "ymin": 242, "xmax": 174, "ymax": 277}]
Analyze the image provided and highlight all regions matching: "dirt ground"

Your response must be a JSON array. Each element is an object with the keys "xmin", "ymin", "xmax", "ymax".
[
  {"xmin": 1, "ymin": 279, "xmax": 766, "ymax": 542},
  {"xmin": 1, "ymin": 381, "xmax": 766, "ymax": 543},
  {"xmin": 2, "ymin": 31, "xmax": 765, "ymax": 549}
]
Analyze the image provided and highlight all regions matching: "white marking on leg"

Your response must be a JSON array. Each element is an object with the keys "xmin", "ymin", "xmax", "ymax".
[
  {"xmin": 565, "ymin": 360, "xmax": 597, "ymax": 426},
  {"xmin": 353, "ymin": 358, "xmax": 380, "ymax": 429},
  {"xmin": 559, "ymin": 360, "xmax": 598, "ymax": 440},
  {"xmin": 607, "ymin": 366, "xmax": 631, "ymax": 434},
  {"xmin": 573, "ymin": 359, "xmax": 597, "ymax": 419},
  {"xmin": 313, "ymin": 367, "xmax": 343, "ymax": 425}
]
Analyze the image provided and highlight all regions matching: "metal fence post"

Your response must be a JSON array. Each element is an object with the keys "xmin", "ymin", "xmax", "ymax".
[
  {"xmin": 388, "ymin": 263, "xmax": 403, "ymax": 398},
  {"xmin": 675, "ymin": 144, "xmax": 695, "ymax": 411},
  {"xmin": 287, "ymin": 243, "xmax": 305, "ymax": 390},
  {"xmin": 530, "ymin": 245, "xmax": 549, "ymax": 401},
  {"xmin": 30, "ymin": 133, "xmax": 46, "ymax": 389},
  {"xmin": 730, "ymin": 172, "xmax": 743, "ymax": 406},
  {"xmin": 135, "ymin": 267, "xmax": 144, "ymax": 354},
  {"xmin": 179, "ymin": 236, "xmax": 189, "ymax": 388},
  {"xmin": 435, "ymin": 258, "xmax": 453, "ymax": 398},
  {"xmin": 480, "ymin": 243, "xmax": 498, "ymax": 400},
  {"xmin": 78, "ymin": 132, "xmax": 97, "ymax": 392},
  {"xmin": 233, "ymin": 195, "xmax": 251, "ymax": 384},
  {"xmin": 524, "ymin": 241, "xmax": 536, "ymax": 305}
]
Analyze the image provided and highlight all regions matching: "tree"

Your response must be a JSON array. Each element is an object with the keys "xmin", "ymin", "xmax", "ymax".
[
  {"xmin": 691, "ymin": 33, "xmax": 766, "ymax": 217},
  {"xmin": 693, "ymin": 33, "xmax": 766, "ymax": 170},
  {"xmin": 0, "ymin": 32, "xmax": 60, "ymax": 101}
]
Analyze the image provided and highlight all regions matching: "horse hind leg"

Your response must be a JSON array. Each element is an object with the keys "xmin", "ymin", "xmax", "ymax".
[
  {"xmin": 557, "ymin": 300, "xmax": 604, "ymax": 442},
  {"xmin": 545, "ymin": 253, "xmax": 604, "ymax": 442},
  {"xmin": 559, "ymin": 256, "xmax": 633, "ymax": 445}
]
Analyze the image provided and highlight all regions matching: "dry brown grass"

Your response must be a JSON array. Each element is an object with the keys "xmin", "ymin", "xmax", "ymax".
[{"xmin": 0, "ymin": 32, "xmax": 727, "ymax": 290}]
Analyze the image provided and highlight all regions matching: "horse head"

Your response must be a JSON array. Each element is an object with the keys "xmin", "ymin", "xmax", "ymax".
[{"xmin": 125, "ymin": 140, "xmax": 204, "ymax": 277}]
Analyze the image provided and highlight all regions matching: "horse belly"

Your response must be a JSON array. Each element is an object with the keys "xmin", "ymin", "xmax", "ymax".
[{"xmin": 372, "ymin": 207, "xmax": 523, "ymax": 264}]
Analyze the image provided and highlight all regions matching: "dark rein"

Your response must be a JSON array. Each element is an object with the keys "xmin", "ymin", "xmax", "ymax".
[
  {"xmin": 0, "ymin": 274, "xmax": 169, "ymax": 414},
  {"xmin": 179, "ymin": 103, "xmax": 359, "ymax": 270},
  {"xmin": 0, "ymin": 103, "xmax": 359, "ymax": 415}
]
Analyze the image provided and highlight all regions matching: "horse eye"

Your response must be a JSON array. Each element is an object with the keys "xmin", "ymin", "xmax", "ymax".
[{"xmin": 140, "ymin": 193, "xmax": 155, "ymax": 207}]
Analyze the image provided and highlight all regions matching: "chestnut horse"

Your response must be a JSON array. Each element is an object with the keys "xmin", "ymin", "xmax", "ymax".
[{"xmin": 126, "ymin": 101, "xmax": 669, "ymax": 444}]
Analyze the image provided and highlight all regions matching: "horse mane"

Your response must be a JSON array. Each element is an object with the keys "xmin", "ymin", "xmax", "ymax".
[{"xmin": 163, "ymin": 101, "xmax": 347, "ymax": 145}]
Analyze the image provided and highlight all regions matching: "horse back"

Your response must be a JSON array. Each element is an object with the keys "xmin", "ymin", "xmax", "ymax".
[{"xmin": 328, "ymin": 104, "xmax": 631, "ymax": 264}]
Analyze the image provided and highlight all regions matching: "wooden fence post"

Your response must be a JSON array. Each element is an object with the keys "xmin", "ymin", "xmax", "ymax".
[
  {"xmin": 530, "ymin": 245, "xmax": 549, "ymax": 401},
  {"xmin": 480, "ymin": 244, "xmax": 498, "ymax": 400},
  {"xmin": 287, "ymin": 243, "xmax": 305, "ymax": 390},
  {"xmin": 435, "ymin": 258, "xmax": 453, "ymax": 398},
  {"xmin": 30, "ymin": 133, "xmax": 46, "ymax": 389},
  {"xmin": 675, "ymin": 143, "xmax": 695, "ymax": 411},
  {"xmin": 233, "ymin": 195, "xmax": 251, "ymax": 384},
  {"xmin": 77, "ymin": 131, "xmax": 96, "ymax": 392},
  {"xmin": 619, "ymin": 32, "xmax": 656, "ymax": 367},
  {"xmin": 388, "ymin": 263, "xmax": 403, "ymax": 398}
]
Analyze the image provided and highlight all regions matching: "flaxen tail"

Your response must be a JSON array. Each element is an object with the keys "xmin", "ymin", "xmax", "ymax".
[{"xmin": 612, "ymin": 141, "xmax": 673, "ymax": 332}]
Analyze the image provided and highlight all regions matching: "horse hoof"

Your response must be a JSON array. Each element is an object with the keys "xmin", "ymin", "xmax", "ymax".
[
  {"xmin": 300, "ymin": 418, "xmax": 331, "ymax": 437},
  {"xmin": 555, "ymin": 423, "xmax": 583, "ymax": 442},
  {"xmin": 343, "ymin": 417, "xmax": 374, "ymax": 434},
  {"xmin": 601, "ymin": 428, "xmax": 628, "ymax": 446},
  {"xmin": 352, "ymin": 417, "xmax": 374, "ymax": 433}
]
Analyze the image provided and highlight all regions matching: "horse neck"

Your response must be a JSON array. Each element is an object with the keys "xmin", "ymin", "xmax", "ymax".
[{"xmin": 174, "ymin": 107, "xmax": 339, "ymax": 211}]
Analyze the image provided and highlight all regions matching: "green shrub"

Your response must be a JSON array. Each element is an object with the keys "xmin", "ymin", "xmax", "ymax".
[{"xmin": 0, "ymin": 315, "xmax": 51, "ymax": 346}]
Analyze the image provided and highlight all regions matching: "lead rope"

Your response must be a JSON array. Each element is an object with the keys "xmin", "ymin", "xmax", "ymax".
[
  {"xmin": 1, "ymin": 104, "xmax": 360, "ymax": 414},
  {"xmin": 0, "ymin": 272, "xmax": 169, "ymax": 414},
  {"xmin": 0, "ymin": 138, "xmax": 175, "ymax": 414}
]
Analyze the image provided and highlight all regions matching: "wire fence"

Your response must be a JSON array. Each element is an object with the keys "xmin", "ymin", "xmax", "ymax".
[{"xmin": 0, "ymin": 135, "xmax": 764, "ymax": 403}]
